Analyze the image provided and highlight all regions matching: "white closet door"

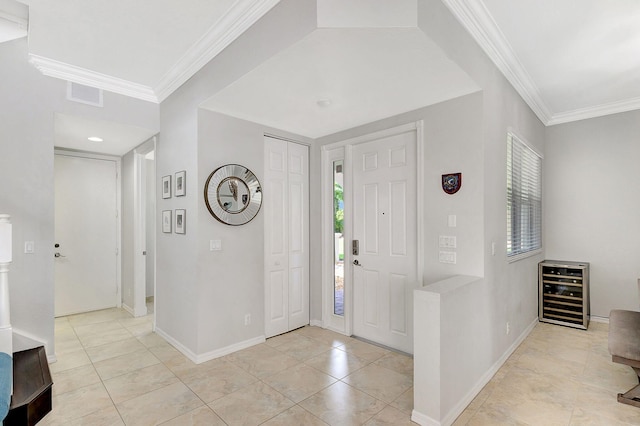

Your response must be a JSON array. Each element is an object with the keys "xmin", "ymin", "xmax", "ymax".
[
  {"xmin": 264, "ymin": 137, "xmax": 309, "ymax": 338},
  {"xmin": 287, "ymin": 142, "xmax": 309, "ymax": 330}
]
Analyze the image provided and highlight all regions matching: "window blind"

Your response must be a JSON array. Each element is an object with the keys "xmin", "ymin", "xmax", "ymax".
[{"xmin": 507, "ymin": 132, "xmax": 542, "ymax": 257}]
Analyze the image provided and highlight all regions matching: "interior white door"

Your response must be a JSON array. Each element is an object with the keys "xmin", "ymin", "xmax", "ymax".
[
  {"xmin": 264, "ymin": 137, "xmax": 309, "ymax": 338},
  {"xmin": 54, "ymin": 154, "xmax": 118, "ymax": 317},
  {"xmin": 352, "ymin": 130, "xmax": 417, "ymax": 353}
]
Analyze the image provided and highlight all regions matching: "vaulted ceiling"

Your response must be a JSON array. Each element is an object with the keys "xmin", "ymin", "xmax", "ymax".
[{"xmin": 2, "ymin": 0, "xmax": 639, "ymax": 153}]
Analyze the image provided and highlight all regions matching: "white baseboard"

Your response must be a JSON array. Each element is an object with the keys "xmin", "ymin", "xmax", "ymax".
[
  {"xmin": 122, "ymin": 303, "xmax": 134, "ymax": 316},
  {"xmin": 411, "ymin": 317, "xmax": 538, "ymax": 426},
  {"xmin": 193, "ymin": 336, "xmax": 265, "ymax": 364},
  {"xmin": 310, "ymin": 319, "xmax": 323, "ymax": 327},
  {"xmin": 591, "ymin": 315, "xmax": 609, "ymax": 324},
  {"xmin": 154, "ymin": 326, "xmax": 265, "ymax": 364},
  {"xmin": 411, "ymin": 410, "xmax": 439, "ymax": 426}
]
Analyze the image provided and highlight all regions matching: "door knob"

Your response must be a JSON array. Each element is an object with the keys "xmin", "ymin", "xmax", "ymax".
[
  {"xmin": 353, "ymin": 259, "xmax": 362, "ymax": 267},
  {"xmin": 54, "ymin": 252, "xmax": 66, "ymax": 258}
]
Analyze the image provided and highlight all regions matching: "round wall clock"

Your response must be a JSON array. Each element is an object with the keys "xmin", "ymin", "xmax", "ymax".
[{"xmin": 204, "ymin": 164, "xmax": 262, "ymax": 226}]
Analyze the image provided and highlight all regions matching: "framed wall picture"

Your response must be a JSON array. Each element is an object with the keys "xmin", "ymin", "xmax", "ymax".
[
  {"xmin": 175, "ymin": 209, "xmax": 186, "ymax": 234},
  {"xmin": 162, "ymin": 210, "xmax": 172, "ymax": 233},
  {"xmin": 175, "ymin": 170, "xmax": 186, "ymax": 197},
  {"xmin": 162, "ymin": 175, "xmax": 171, "ymax": 199}
]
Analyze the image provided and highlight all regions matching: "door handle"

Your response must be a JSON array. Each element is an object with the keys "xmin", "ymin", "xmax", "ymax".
[
  {"xmin": 353, "ymin": 259, "xmax": 362, "ymax": 267},
  {"xmin": 54, "ymin": 252, "xmax": 66, "ymax": 258}
]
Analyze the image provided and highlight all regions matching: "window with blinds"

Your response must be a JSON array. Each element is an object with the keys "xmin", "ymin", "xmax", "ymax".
[{"xmin": 507, "ymin": 132, "xmax": 542, "ymax": 258}]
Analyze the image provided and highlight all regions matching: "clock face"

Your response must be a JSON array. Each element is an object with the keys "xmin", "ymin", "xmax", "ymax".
[{"xmin": 204, "ymin": 164, "xmax": 262, "ymax": 226}]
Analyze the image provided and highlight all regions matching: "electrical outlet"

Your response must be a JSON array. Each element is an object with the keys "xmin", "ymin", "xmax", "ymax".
[{"xmin": 244, "ymin": 314, "xmax": 251, "ymax": 326}]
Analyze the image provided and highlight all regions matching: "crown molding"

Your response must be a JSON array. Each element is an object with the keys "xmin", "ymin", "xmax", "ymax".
[
  {"xmin": 548, "ymin": 96, "xmax": 640, "ymax": 126},
  {"xmin": 29, "ymin": 54, "xmax": 158, "ymax": 103},
  {"xmin": 441, "ymin": 0, "xmax": 553, "ymax": 125},
  {"xmin": 153, "ymin": 0, "xmax": 281, "ymax": 102}
]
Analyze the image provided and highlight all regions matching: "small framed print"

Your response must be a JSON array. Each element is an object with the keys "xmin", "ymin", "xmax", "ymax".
[
  {"xmin": 175, "ymin": 209, "xmax": 186, "ymax": 234},
  {"xmin": 162, "ymin": 175, "xmax": 171, "ymax": 199},
  {"xmin": 175, "ymin": 171, "xmax": 186, "ymax": 197},
  {"xmin": 162, "ymin": 210, "xmax": 172, "ymax": 233}
]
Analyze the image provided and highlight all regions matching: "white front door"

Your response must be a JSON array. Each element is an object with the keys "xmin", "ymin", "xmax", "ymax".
[
  {"xmin": 264, "ymin": 137, "xmax": 309, "ymax": 337},
  {"xmin": 352, "ymin": 129, "xmax": 417, "ymax": 353},
  {"xmin": 54, "ymin": 154, "xmax": 119, "ymax": 317}
]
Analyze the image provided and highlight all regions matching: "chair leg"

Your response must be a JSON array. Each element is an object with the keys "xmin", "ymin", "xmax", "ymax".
[{"xmin": 618, "ymin": 368, "xmax": 640, "ymax": 408}]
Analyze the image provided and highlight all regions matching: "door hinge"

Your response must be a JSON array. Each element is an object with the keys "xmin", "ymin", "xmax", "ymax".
[{"xmin": 115, "ymin": 248, "xmax": 119, "ymax": 256}]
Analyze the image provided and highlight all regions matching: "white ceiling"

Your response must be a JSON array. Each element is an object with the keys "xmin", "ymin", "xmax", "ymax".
[
  {"xmin": 200, "ymin": 28, "xmax": 480, "ymax": 138},
  {"xmin": 4, "ymin": 0, "xmax": 640, "ymax": 153},
  {"xmin": 54, "ymin": 114, "xmax": 157, "ymax": 156},
  {"xmin": 442, "ymin": 0, "xmax": 640, "ymax": 124}
]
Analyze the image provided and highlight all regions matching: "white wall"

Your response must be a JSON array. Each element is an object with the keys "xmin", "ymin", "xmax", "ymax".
[
  {"xmin": 0, "ymin": 37, "xmax": 159, "ymax": 357},
  {"xmin": 316, "ymin": 92, "xmax": 485, "ymax": 285},
  {"xmin": 155, "ymin": 0, "xmax": 317, "ymax": 357},
  {"xmin": 545, "ymin": 110, "xmax": 640, "ymax": 317}
]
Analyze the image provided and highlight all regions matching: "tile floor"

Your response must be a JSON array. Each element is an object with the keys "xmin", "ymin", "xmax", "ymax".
[{"xmin": 41, "ymin": 306, "xmax": 640, "ymax": 425}]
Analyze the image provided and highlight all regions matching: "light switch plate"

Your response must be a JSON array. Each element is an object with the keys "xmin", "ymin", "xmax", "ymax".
[
  {"xmin": 448, "ymin": 214, "xmax": 457, "ymax": 227},
  {"xmin": 439, "ymin": 236, "xmax": 457, "ymax": 248},
  {"xmin": 210, "ymin": 239, "xmax": 222, "ymax": 251},
  {"xmin": 24, "ymin": 241, "xmax": 34, "ymax": 254},
  {"xmin": 439, "ymin": 251, "xmax": 456, "ymax": 264}
]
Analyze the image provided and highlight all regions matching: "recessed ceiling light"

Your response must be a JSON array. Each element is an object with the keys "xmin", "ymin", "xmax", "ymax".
[
  {"xmin": 87, "ymin": 136, "xmax": 103, "ymax": 142},
  {"xmin": 316, "ymin": 98, "xmax": 332, "ymax": 108}
]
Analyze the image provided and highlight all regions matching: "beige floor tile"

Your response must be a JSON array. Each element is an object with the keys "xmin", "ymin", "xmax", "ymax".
[
  {"xmin": 265, "ymin": 332, "xmax": 301, "ymax": 348},
  {"xmin": 570, "ymin": 407, "xmax": 636, "ymax": 426},
  {"xmin": 364, "ymin": 405, "xmax": 416, "ymax": 425},
  {"xmin": 43, "ymin": 382, "xmax": 114, "ymax": 424},
  {"xmin": 168, "ymin": 357, "xmax": 224, "ymax": 382},
  {"xmin": 273, "ymin": 335, "xmax": 333, "ymax": 361},
  {"xmin": 78, "ymin": 327, "xmax": 134, "ymax": 349},
  {"xmin": 375, "ymin": 351, "xmax": 413, "ymax": 376},
  {"xmin": 49, "ymin": 347, "xmax": 91, "ymax": 374},
  {"xmin": 492, "ymin": 366, "xmax": 580, "ymax": 405},
  {"xmin": 103, "ymin": 363, "xmax": 179, "ymax": 404},
  {"xmin": 451, "ymin": 408, "xmax": 476, "ymax": 426},
  {"xmin": 67, "ymin": 308, "xmax": 131, "ymax": 327},
  {"xmin": 85, "ymin": 337, "xmax": 146, "ymax": 363},
  {"xmin": 54, "ymin": 327, "xmax": 81, "ymax": 344},
  {"xmin": 305, "ymin": 347, "xmax": 370, "ymax": 379},
  {"xmin": 580, "ymin": 352, "xmax": 638, "ymax": 393},
  {"xmin": 390, "ymin": 386, "xmax": 413, "ymax": 414},
  {"xmin": 69, "ymin": 405, "xmax": 124, "ymax": 426},
  {"xmin": 294, "ymin": 326, "xmax": 353, "ymax": 347},
  {"xmin": 515, "ymin": 350, "xmax": 585, "ymax": 379},
  {"xmin": 262, "ymin": 405, "xmax": 329, "ymax": 425},
  {"xmin": 137, "ymin": 332, "xmax": 170, "ymax": 349},
  {"xmin": 160, "ymin": 406, "xmax": 226, "ymax": 426},
  {"xmin": 339, "ymin": 339, "xmax": 389, "ymax": 362},
  {"xmin": 299, "ymin": 381, "xmax": 387, "ymax": 426},
  {"xmin": 223, "ymin": 343, "xmax": 301, "ymax": 379},
  {"xmin": 208, "ymin": 381, "xmax": 294, "ymax": 425},
  {"xmin": 51, "ymin": 363, "xmax": 101, "ymax": 395},
  {"xmin": 343, "ymin": 363, "xmax": 413, "ymax": 403},
  {"xmin": 94, "ymin": 348, "xmax": 160, "ymax": 380},
  {"xmin": 264, "ymin": 363, "xmax": 337, "ymax": 403},
  {"xmin": 480, "ymin": 390, "xmax": 573, "ymax": 426},
  {"xmin": 181, "ymin": 360, "xmax": 258, "ymax": 403},
  {"xmin": 116, "ymin": 382, "xmax": 203, "ymax": 426},
  {"xmin": 73, "ymin": 318, "xmax": 127, "ymax": 337},
  {"xmin": 54, "ymin": 337, "xmax": 85, "ymax": 356},
  {"xmin": 573, "ymin": 382, "xmax": 640, "ymax": 425},
  {"xmin": 125, "ymin": 321, "xmax": 154, "ymax": 337},
  {"xmin": 466, "ymin": 404, "xmax": 531, "ymax": 426}
]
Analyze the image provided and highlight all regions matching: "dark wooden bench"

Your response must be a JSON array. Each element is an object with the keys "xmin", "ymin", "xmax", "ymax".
[{"xmin": 609, "ymin": 309, "xmax": 640, "ymax": 407}]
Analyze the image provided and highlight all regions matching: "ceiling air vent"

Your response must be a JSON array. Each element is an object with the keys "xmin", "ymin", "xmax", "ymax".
[{"xmin": 66, "ymin": 82, "xmax": 103, "ymax": 107}]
